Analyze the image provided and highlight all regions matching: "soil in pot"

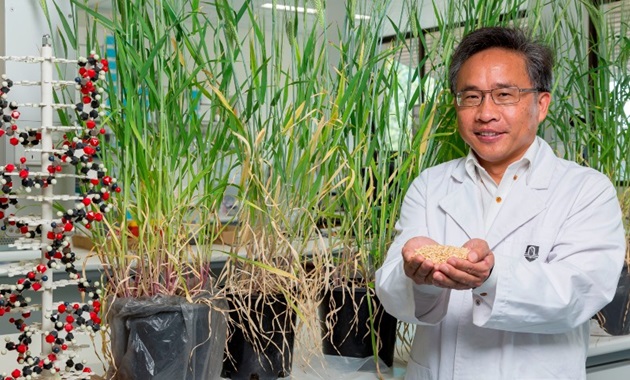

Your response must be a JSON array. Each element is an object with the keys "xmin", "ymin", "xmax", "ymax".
[
  {"xmin": 319, "ymin": 285, "xmax": 397, "ymax": 367},
  {"xmin": 107, "ymin": 295, "xmax": 227, "ymax": 380},
  {"xmin": 222, "ymin": 293, "xmax": 297, "ymax": 380}
]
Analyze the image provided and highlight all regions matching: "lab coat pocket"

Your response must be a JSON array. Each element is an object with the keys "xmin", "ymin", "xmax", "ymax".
[{"xmin": 405, "ymin": 357, "xmax": 434, "ymax": 380}]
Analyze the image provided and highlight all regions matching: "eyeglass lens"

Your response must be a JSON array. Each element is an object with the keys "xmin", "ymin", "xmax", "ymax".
[{"xmin": 457, "ymin": 87, "xmax": 533, "ymax": 107}]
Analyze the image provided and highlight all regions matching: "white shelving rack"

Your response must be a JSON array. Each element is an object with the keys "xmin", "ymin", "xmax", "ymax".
[{"xmin": 0, "ymin": 34, "xmax": 114, "ymax": 379}]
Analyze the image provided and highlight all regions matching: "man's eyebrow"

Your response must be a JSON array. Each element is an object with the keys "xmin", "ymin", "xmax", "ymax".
[
  {"xmin": 457, "ymin": 85, "xmax": 481, "ymax": 92},
  {"xmin": 457, "ymin": 83, "xmax": 517, "ymax": 92}
]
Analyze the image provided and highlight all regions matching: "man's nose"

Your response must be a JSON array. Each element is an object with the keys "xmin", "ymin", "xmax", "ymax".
[{"xmin": 476, "ymin": 92, "xmax": 500, "ymax": 121}]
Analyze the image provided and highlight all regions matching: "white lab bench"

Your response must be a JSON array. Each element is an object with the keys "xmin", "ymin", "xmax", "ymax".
[
  {"xmin": 586, "ymin": 322, "xmax": 630, "ymax": 380},
  {"xmin": 1, "ymin": 324, "xmax": 628, "ymax": 379}
]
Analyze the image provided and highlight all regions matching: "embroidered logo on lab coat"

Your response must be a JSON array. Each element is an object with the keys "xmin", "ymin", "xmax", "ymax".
[{"xmin": 524, "ymin": 245, "xmax": 539, "ymax": 262}]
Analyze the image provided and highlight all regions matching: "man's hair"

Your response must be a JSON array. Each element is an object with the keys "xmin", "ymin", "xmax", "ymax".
[{"xmin": 448, "ymin": 26, "xmax": 554, "ymax": 94}]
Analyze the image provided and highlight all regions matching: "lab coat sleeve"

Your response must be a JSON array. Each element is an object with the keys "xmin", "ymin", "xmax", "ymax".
[
  {"xmin": 472, "ymin": 171, "xmax": 626, "ymax": 334},
  {"xmin": 375, "ymin": 173, "xmax": 451, "ymax": 325}
]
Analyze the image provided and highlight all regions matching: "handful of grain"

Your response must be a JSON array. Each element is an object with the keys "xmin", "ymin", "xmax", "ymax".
[{"xmin": 414, "ymin": 245, "xmax": 469, "ymax": 264}]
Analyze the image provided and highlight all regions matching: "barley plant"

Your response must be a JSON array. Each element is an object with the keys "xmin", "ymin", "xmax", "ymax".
[{"xmin": 42, "ymin": 0, "xmax": 629, "ymax": 375}]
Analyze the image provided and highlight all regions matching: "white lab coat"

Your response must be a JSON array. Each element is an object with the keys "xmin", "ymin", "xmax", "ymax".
[{"xmin": 375, "ymin": 137, "xmax": 626, "ymax": 380}]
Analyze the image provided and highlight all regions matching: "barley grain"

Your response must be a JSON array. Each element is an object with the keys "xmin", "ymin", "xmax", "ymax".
[{"xmin": 414, "ymin": 245, "xmax": 469, "ymax": 263}]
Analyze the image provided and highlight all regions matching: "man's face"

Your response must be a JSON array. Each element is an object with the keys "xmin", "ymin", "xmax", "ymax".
[{"xmin": 455, "ymin": 47, "xmax": 551, "ymax": 180}]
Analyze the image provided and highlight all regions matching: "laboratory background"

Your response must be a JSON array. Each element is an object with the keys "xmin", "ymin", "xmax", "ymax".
[{"xmin": 0, "ymin": 1, "xmax": 629, "ymax": 379}]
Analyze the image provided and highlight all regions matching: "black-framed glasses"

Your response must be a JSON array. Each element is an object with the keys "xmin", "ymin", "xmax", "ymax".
[{"xmin": 456, "ymin": 87, "xmax": 540, "ymax": 107}]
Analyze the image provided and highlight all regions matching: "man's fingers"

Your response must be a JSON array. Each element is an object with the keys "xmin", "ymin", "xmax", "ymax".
[
  {"xmin": 404, "ymin": 262, "xmax": 420, "ymax": 278},
  {"xmin": 435, "ymin": 263, "xmax": 484, "ymax": 289},
  {"xmin": 404, "ymin": 257, "xmax": 436, "ymax": 285}
]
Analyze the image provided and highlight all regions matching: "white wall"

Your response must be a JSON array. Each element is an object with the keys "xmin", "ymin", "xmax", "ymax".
[
  {"xmin": 0, "ymin": 0, "xmax": 76, "ymax": 224},
  {"xmin": 0, "ymin": 0, "xmax": 74, "ymax": 163}
]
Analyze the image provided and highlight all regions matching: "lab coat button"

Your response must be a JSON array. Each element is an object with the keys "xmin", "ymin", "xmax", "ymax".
[
  {"xmin": 475, "ymin": 299, "xmax": 481, "ymax": 306},
  {"xmin": 480, "ymin": 292, "xmax": 488, "ymax": 296}
]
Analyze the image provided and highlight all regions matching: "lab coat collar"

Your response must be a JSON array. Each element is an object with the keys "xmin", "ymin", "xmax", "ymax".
[
  {"xmin": 438, "ymin": 177, "xmax": 485, "ymax": 239},
  {"xmin": 525, "ymin": 136, "xmax": 557, "ymax": 190},
  {"xmin": 453, "ymin": 136, "xmax": 554, "ymax": 188},
  {"xmin": 441, "ymin": 137, "xmax": 557, "ymax": 246}
]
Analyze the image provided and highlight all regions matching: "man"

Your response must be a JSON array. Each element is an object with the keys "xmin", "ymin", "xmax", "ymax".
[{"xmin": 375, "ymin": 26, "xmax": 626, "ymax": 380}]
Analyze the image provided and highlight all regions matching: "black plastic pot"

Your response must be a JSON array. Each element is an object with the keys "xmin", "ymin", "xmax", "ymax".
[
  {"xmin": 597, "ymin": 264, "xmax": 630, "ymax": 336},
  {"xmin": 221, "ymin": 293, "xmax": 297, "ymax": 380},
  {"xmin": 319, "ymin": 286, "xmax": 398, "ymax": 367},
  {"xmin": 107, "ymin": 295, "xmax": 227, "ymax": 380}
]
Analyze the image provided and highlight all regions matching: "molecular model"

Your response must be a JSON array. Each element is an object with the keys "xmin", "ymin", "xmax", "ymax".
[{"xmin": 0, "ymin": 38, "xmax": 118, "ymax": 379}]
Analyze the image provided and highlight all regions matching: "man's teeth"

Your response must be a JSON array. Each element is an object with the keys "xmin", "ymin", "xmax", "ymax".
[{"xmin": 478, "ymin": 132, "xmax": 499, "ymax": 136}]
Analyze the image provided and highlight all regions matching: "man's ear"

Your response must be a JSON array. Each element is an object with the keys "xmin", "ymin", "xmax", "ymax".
[{"xmin": 537, "ymin": 91, "xmax": 551, "ymax": 123}]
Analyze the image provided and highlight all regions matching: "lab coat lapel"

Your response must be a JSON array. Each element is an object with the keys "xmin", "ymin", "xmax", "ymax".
[
  {"xmin": 486, "ymin": 138, "xmax": 556, "ymax": 249},
  {"xmin": 438, "ymin": 165, "xmax": 484, "ymax": 240},
  {"xmin": 485, "ymin": 183, "xmax": 546, "ymax": 249},
  {"xmin": 439, "ymin": 138, "xmax": 557, "ymax": 248}
]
